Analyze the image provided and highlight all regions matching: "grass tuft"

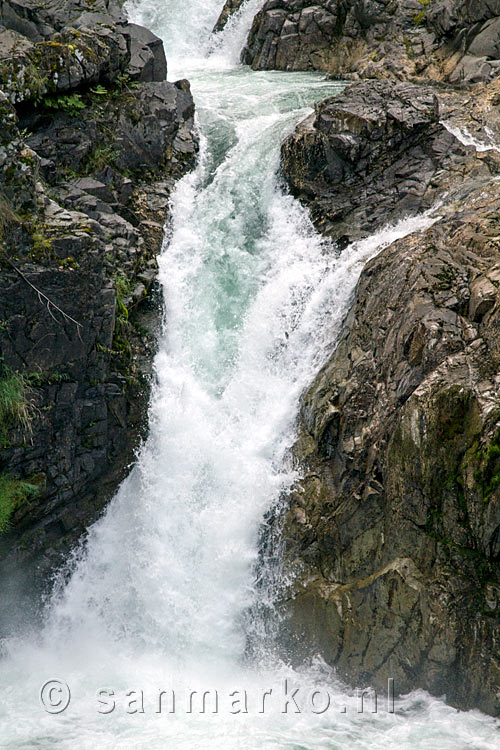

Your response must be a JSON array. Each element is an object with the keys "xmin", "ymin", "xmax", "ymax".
[
  {"xmin": 0, "ymin": 366, "xmax": 33, "ymax": 447},
  {"xmin": 0, "ymin": 473, "xmax": 39, "ymax": 533}
]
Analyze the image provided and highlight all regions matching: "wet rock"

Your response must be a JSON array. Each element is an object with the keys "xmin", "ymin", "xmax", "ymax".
[
  {"xmin": 213, "ymin": 0, "xmax": 246, "ymax": 33},
  {"xmin": 281, "ymin": 80, "xmax": 482, "ymax": 243},
  {"xmin": 274, "ymin": 77, "xmax": 500, "ymax": 716},
  {"xmin": 0, "ymin": 1, "xmax": 199, "ymax": 589}
]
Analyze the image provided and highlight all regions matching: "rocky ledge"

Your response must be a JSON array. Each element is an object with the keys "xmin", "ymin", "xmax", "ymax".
[
  {"xmin": 242, "ymin": 0, "xmax": 500, "ymax": 86},
  {"xmin": 0, "ymin": 0, "xmax": 198, "ymax": 601},
  {"xmin": 272, "ymin": 77, "xmax": 500, "ymax": 715}
]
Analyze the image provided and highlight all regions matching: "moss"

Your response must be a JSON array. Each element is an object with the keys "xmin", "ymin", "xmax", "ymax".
[
  {"xmin": 30, "ymin": 230, "xmax": 53, "ymax": 259},
  {"xmin": 413, "ymin": 10, "xmax": 426, "ymax": 25},
  {"xmin": 0, "ymin": 473, "xmax": 40, "ymax": 533},
  {"xmin": 474, "ymin": 433, "xmax": 500, "ymax": 501},
  {"xmin": 433, "ymin": 387, "xmax": 481, "ymax": 444}
]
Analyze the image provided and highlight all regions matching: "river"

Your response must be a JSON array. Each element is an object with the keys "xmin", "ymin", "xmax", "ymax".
[{"xmin": 0, "ymin": 0, "xmax": 499, "ymax": 747}]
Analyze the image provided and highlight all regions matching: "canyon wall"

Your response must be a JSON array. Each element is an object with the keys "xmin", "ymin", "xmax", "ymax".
[
  {"xmin": 263, "ymin": 16, "xmax": 500, "ymax": 717},
  {"xmin": 0, "ymin": 0, "xmax": 198, "ymax": 589},
  {"xmin": 243, "ymin": 0, "xmax": 500, "ymax": 85}
]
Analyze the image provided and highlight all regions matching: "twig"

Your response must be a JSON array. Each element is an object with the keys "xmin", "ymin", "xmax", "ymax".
[{"xmin": 7, "ymin": 260, "xmax": 84, "ymax": 339}]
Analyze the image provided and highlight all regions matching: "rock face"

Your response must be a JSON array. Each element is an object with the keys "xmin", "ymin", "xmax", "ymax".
[
  {"xmin": 242, "ymin": 0, "xmax": 500, "ymax": 85},
  {"xmin": 274, "ymin": 79, "xmax": 500, "ymax": 716},
  {"xmin": 0, "ymin": 1, "xmax": 198, "ymax": 592},
  {"xmin": 281, "ymin": 80, "xmax": 482, "ymax": 242},
  {"xmin": 213, "ymin": 0, "xmax": 247, "ymax": 33}
]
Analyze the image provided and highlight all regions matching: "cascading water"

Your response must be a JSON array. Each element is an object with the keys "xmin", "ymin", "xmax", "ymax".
[{"xmin": 0, "ymin": 1, "xmax": 499, "ymax": 747}]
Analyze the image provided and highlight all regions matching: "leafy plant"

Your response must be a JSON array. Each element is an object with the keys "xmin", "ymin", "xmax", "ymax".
[
  {"xmin": 42, "ymin": 93, "xmax": 86, "ymax": 117},
  {"xmin": 90, "ymin": 84, "xmax": 108, "ymax": 96}
]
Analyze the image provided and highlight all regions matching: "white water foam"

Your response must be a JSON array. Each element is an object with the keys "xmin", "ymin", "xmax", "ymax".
[{"xmin": 442, "ymin": 120, "xmax": 500, "ymax": 153}]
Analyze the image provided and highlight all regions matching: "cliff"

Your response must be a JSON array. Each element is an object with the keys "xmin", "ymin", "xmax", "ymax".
[
  {"xmin": 242, "ymin": 0, "xmax": 500, "ymax": 85},
  {"xmin": 272, "ymin": 69, "xmax": 500, "ymax": 715},
  {"xmin": 0, "ymin": 1, "xmax": 198, "ymax": 588}
]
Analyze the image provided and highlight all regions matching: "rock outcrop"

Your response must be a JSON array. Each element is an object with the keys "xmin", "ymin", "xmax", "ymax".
[
  {"xmin": 213, "ymin": 0, "xmax": 247, "ymax": 33},
  {"xmin": 273, "ymin": 78, "xmax": 500, "ymax": 715},
  {"xmin": 242, "ymin": 0, "xmax": 500, "ymax": 85},
  {"xmin": 281, "ymin": 80, "xmax": 486, "ymax": 242},
  {"xmin": 0, "ymin": 1, "xmax": 198, "ymax": 592}
]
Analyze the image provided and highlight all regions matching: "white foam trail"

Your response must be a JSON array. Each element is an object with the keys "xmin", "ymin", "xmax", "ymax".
[{"xmin": 442, "ymin": 120, "xmax": 500, "ymax": 153}]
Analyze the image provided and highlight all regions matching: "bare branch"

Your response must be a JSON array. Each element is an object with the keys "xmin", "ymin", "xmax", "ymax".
[{"xmin": 7, "ymin": 260, "xmax": 84, "ymax": 339}]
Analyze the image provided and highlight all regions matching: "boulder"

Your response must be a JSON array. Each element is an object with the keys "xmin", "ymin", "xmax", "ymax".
[
  {"xmin": 281, "ymin": 80, "xmax": 480, "ymax": 242},
  {"xmin": 122, "ymin": 23, "xmax": 167, "ymax": 82}
]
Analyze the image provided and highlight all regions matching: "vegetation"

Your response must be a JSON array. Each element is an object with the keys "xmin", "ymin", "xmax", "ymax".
[
  {"xmin": 0, "ymin": 366, "xmax": 33, "ymax": 448},
  {"xmin": 0, "ymin": 194, "xmax": 20, "ymax": 242},
  {"xmin": 113, "ymin": 273, "xmax": 133, "ymax": 355},
  {"xmin": 0, "ymin": 473, "xmax": 39, "ymax": 534},
  {"xmin": 42, "ymin": 93, "xmax": 86, "ymax": 117}
]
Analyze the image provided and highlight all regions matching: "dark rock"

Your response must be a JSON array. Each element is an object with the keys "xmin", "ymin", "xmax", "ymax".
[
  {"xmin": 123, "ymin": 23, "xmax": 167, "ymax": 82},
  {"xmin": 273, "ymin": 76, "xmax": 500, "ymax": 716},
  {"xmin": 0, "ymin": 1, "xmax": 199, "ymax": 604},
  {"xmin": 242, "ymin": 0, "xmax": 500, "ymax": 85},
  {"xmin": 213, "ymin": 0, "xmax": 246, "ymax": 33},
  {"xmin": 281, "ymin": 80, "xmax": 480, "ymax": 243}
]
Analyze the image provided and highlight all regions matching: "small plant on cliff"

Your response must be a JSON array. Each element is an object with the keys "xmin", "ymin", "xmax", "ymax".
[
  {"xmin": 0, "ymin": 473, "xmax": 39, "ymax": 534},
  {"xmin": 113, "ymin": 273, "xmax": 133, "ymax": 356},
  {"xmin": 116, "ymin": 273, "xmax": 132, "ymax": 321},
  {"xmin": 0, "ymin": 366, "xmax": 33, "ymax": 448},
  {"xmin": 83, "ymin": 143, "xmax": 117, "ymax": 174},
  {"xmin": 42, "ymin": 93, "xmax": 86, "ymax": 117}
]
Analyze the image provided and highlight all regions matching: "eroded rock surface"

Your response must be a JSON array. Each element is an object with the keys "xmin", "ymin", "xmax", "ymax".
[
  {"xmin": 0, "ymin": 1, "xmax": 198, "ymax": 591},
  {"xmin": 273, "ymin": 78, "xmax": 500, "ymax": 715},
  {"xmin": 242, "ymin": 0, "xmax": 500, "ymax": 85}
]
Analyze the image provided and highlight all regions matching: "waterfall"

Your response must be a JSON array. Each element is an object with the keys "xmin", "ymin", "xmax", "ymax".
[{"xmin": 0, "ymin": 1, "xmax": 499, "ymax": 747}]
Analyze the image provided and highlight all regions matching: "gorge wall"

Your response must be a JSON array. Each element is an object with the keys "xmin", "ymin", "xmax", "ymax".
[
  {"xmin": 0, "ymin": 0, "xmax": 198, "ymax": 589},
  {"xmin": 243, "ymin": 0, "xmax": 500, "ymax": 85},
  {"xmin": 244, "ymin": 0, "xmax": 500, "ymax": 719}
]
